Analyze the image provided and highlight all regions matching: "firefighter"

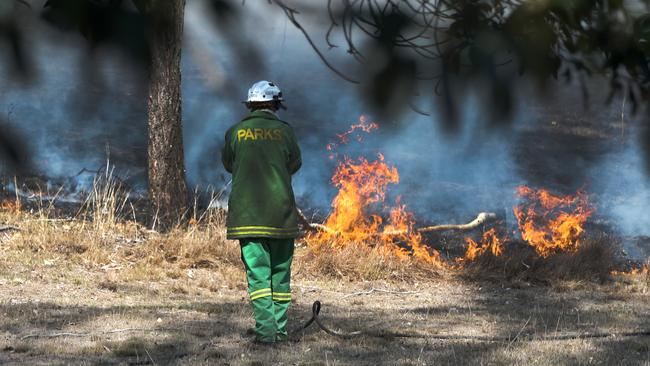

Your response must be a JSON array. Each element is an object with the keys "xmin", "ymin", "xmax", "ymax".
[{"xmin": 221, "ymin": 80, "xmax": 302, "ymax": 344}]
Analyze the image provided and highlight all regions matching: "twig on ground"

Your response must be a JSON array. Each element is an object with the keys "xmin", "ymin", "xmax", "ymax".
[
  {"xmin": 23, "ymin": 218, "xmax": 78, "ymax": 223},
  {"xmin": 295, "ymin": 285, "xmax": 420, "ymax": 299},
  {"xmin": 144, "ymin": 348, "xmax": 157, "ymax": 366},
  {"xmin": 341, "ymin": 288, "xmax": 421, "ymax": 299},
  {"xmin": 297, "ymin": 209, "xmax": 339, "ymax": 235},
  {"xmin": 295, "ymin": 285, "xmax": 344, "ymax": 294},
  {"xmin": 0, "ymin": 225, "xmax": 20, "ymax": 232},
  {"xmin": 507, "ymin": 316, "xmax": 531, "ymax": 349},
  {"xmin": 20, "ymin": 327, "xmax": 183, "ymax": 340}
]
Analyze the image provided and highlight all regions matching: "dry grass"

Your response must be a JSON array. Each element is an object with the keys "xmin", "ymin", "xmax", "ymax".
[
  {"xmin": 0, "ymin": 200, "xmax": 629, "ymax": 289},
  {"xmin": 1, "ymin": 178, "xmax": 649, "ymax": 365},
  {"xmin": 1, "ymin": 219, "xmax": 242, "ymax": 287},
  {"xmin": 0, "ymin": 173, "xmax": 241, "ymax": 289},
  {"xmin": 1, "ymin": 171, "xmax": 447, "ymax": 286},
  {"xmin": 1, "ymin": 172, "xmax": 638, "ymax": 288},
  {"xmin": 296, "ymin": 241, "xmax": 444, "ymax": 282}
]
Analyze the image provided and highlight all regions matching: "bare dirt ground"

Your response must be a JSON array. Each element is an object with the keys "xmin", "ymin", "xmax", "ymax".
[{"xmin": 1, "ymin": 243, "xmax": 649, "ymax": 366}]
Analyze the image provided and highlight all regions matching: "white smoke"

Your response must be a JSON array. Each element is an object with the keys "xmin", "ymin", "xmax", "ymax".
[
  {"xmin": 0, "ymin": 0, "xmax": 648, "ymax": 248},
  {"xmin": 591, "ymin": 130, "xmax": 650, "ymax": 237}
]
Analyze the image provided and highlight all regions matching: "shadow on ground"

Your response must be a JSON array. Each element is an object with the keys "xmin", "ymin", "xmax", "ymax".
[{"xmin": 1, "ymin": 282, "xmax": 649, "ymax": 365}]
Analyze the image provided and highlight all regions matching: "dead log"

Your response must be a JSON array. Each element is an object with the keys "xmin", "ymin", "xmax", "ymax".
[
  {"xmin": 415, "ymin": 212, "xmax": 497, "ymax": 233},
  {"xmin": 297, "ymin": 209, "xmax": 497, "ymax": 236},
  {"xmin": 297, "ymin": 208, "xmax": 339, "ymax": 234}
]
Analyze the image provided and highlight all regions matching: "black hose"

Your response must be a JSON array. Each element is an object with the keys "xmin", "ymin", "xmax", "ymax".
[{"xmin": 292, "ymin": 301, "xmax": 650, "ymax": 342}]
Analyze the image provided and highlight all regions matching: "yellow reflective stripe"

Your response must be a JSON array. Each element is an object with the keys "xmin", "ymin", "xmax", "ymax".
[
  {"xmin": 229, "ymin": 231, "xmax": 298, "ymax": 237},
  {"xmin": 230, "ymin": 232, "xmax": 296, "ymax": 235},
  {"xmin": 272, "ymin": 296, "xmax": 291, "ymax": 301},
  {"xmin": 229, "ymin": 226, "xmax": 297, "ymax": 232},
  {"xmin": 228, "ymin": 230, "xmax": 298, "ymax": 235},
  {"xmin": 249, "ymin": 288, "xmax": 272, "ymax": 297},
  {"xmin": 272, "ymin": 292, "xmax": 292, "ymax": 301},
  {"xmin": 251, "ymin": 292, "xmax": 273, "ymax": 300}
]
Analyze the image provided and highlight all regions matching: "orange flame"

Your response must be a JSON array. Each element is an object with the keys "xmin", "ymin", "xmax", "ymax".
[
  {"xmin": 384, "ymin": 201, "xmax": 444, "ymax": 265},
  {"xmin": 514, "ymin": 186, "xmax": 593, "ymax": 258},
  {"xmin": 308, "ymin": 117, "xmax": 443, "ymax": 266},
  {"xmin": 326, "ymin": 115, "xmax": 379, "ymax": 160},
  {"xmin": 1, "ymin": 198, "xmax": 21, "ymax": 212},
  {"xmin": 335, "ymin": 115, "xmax": 379, "ymax": 144},
  {"xmin": 611, "ymin": 264, "xmax": 649, "ymax": 276},
  {"xmin": 321, "ymin": 153, "xmax": 398, "ymax": 243},
  {"xmin": 311, "ymin": 118, "xmax": 599, "ymax": 267},
  {"xmin": 461, "ymin": 228, "xmax": 504, "ymax": 262}
]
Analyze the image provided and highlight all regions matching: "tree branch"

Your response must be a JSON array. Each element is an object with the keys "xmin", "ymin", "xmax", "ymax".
[{"xmin": 271, "ymin": 0, "xmax": 360, "ymax": 84}]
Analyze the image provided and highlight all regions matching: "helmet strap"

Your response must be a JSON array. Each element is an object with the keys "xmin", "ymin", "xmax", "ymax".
[{"xmin": 246, "ymin": 100, "xmax": 284, "ymax": 111}]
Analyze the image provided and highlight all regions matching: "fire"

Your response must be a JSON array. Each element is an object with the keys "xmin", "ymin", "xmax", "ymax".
[
  {"xmin": 1, "ymin": 198, "xmax": 21, "ymax": 212},
  {"xmin": 321, "ymin": 153, "xmax": 398, "ymax": 242},
  {"xmin": 461, "ymin": 228, "xmax": 504, "ymax": 262},
  {"xmin": 611, "ymin": 264, "xmax": 649, "ymax": 276},
  {"xmin": 632, "ymin": 264, "xmax": 649, "ymax": 275},
  {"xmin": 310, "ymin": 116, "xmax": 600, "ymax": 267},
  {"xmin": 335, "ymin": 115, "xmax": 378, "ymax": 144},
  {"xmin": 308, "ymin": 117, "xmax": 443, "ymax": 266},
  {"xmin": 383, "ymin": 201, "xmax": 444, "ymax": 265},
  {"xmin": 514, "ymin": 186, "xmax": 593, "ymax": 258},
  {"xmin": 326, "ymin": 115, "xmax": 379, "ymax": 158}
]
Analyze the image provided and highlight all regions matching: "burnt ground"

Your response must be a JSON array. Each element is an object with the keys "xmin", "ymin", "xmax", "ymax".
[{"xmin": 512, "ymin": 81, "xmax": 625, "ymax": 191}]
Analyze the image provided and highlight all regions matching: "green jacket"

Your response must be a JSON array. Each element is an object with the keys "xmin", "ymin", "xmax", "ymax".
[{"xmin": 222, "ymin": 110, "xmax": 302, "ymax": 239}]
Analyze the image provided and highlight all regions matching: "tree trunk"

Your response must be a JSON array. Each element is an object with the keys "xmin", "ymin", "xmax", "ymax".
[{"xmin": 145, "ymin": 0, "xmax": 188, "ymax": 230}]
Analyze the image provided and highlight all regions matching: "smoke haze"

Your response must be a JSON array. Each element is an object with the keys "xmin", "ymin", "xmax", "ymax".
[{"xmin": 0, "ymin": 0, "xmax": 648, "ymax": 247}]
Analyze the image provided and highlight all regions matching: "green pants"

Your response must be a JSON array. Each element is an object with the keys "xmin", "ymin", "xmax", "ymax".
[{"xmin": 240, "ymin": 238, "xmax": 294, "ymax": 342}]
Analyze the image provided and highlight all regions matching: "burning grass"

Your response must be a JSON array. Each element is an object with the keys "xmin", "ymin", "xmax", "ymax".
[
  {"xmin": 301, "ymin": 116, "xmax": 627, "ymax": 284},
  {"xmin": 514, "ymin": 186, "xmax": 593, "ymax": 258},
  {"xmin": 462, "ymin": 234, "xmax": 619, "ymax": 285},
  {"xmin": 0, "ymin": 119, "xmax": 642, "ymax": 288},
  {"xmin": 460, "ymin": 228, "xmax": 504, "ymax": 262},
  {"xmin": 0, "ymin": 179, "xmax": 627, "ymax": 288},
  {"xmin": 306, "ymin": 119, "xmax": 447, "ymax": 267}
]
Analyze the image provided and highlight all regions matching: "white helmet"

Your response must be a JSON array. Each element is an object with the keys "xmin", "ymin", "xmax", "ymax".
[{"xmin": 246, "ymin": 80, "xmax": 283, "ymax": 103}]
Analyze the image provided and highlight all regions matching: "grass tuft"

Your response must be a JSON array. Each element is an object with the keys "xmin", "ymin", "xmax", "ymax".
[{"xmin": 297, "ymin": 241, "xmax": 442, "ymax": 282}]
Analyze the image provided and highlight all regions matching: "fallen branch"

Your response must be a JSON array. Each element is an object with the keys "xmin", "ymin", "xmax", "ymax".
[
  {"xmin": 0, "ymin": 225, "xmax": 20, "ymax": 232},
  {"xmin": 294, "ymin": 285, "xmax": 345, "ymax": 294},
  {"xmin": 298, "ymin": 209, "xmax": 497, "ymax": 236},
  {"xmin": 341, "ymin": 288, "xmax": 421, "ymax": 299},
  {"xmin": 20, "ymin": 327, "xmax": 182, "ymax": 340},
  {"xmin": 297, "ymin": 208, "xmax": 338, "ymax": 234},
  {"xmin": 23, "ymin": 218, "xmax": 78, "ymax": 223},
  {"xmin": 415, "ymin": 212, "xmax": 498, "ymax": 233}
]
